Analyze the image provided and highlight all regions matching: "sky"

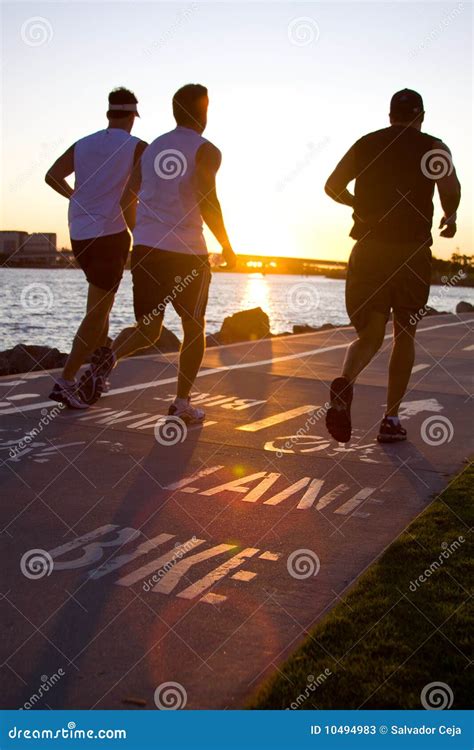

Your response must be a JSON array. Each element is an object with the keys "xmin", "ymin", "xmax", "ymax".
[{"xmin": 1, "ymin": 1, "xmax": 472, "ymax": 261}]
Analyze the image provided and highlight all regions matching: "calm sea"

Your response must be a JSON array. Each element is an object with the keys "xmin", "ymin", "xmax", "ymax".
[{"xmin": 2, "ymin": 268, "xmax": 473, "ymax": 352}]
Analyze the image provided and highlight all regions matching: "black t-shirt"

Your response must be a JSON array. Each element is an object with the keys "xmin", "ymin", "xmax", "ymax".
[{"xmin": 343, "ymin": 126, "xmax": 439, "ymax": 244}]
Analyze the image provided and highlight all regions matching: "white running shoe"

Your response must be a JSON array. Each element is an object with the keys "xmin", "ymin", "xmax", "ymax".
[
  {"xmin": 168, "ymin": 397, "xmax": 205, "ymax": 424},
  {"xmin": 49, "ymin": 379, "xmax": 89, "ymax": 410}
]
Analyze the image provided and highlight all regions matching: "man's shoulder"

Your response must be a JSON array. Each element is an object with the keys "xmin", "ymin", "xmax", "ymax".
[
  {"xmin": 355, "ymin": 126, "xmax": 393, "ymax": 146},
  {"xmin": 75, "ymin": 129, "xmax": 105, "ymax": 146}
]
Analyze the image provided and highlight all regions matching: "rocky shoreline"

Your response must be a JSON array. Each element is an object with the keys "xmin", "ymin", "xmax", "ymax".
[{"xmin": 1, "ymin": 303, "xmax": 473, "ymax": 377}]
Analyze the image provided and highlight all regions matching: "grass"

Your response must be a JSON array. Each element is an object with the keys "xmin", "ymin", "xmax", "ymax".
[{"xmin": 249, "ymin": 463, "xmax": 473, "ymax": 710}]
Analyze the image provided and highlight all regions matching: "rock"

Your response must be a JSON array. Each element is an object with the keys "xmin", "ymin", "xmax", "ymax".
[
  {"xmin": 219, "ymin": 307, "xmax": 270, "ymax": 344},
  {"xmin": 293, "ymin": 323, "xmax": 336, "ymax": 334},
  {"xmin": 0, "ymin": 344, "xmax": 67, "ymax": 376},
  {"xmin": 425, "ymin": 306, "xmax": 448, "ymax": 316},
  {"xmin": 456, "ymin": 301, "xmax": 474, "ymax": 313},
  {"xmin": 293, "ymin": 324, "xmax": 317, "ymax": 334}
]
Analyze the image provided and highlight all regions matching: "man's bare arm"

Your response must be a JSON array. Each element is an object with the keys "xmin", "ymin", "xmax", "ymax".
[
  {"xmin": 325, "ymin": 145, "xmax": 357, "ymax": 207},
  {"xmin": 195, "ymin": 142, "xmax": 236, "ymax": 268},
  {"xmin": 434, "ymin": 141, "xmax": 461, "ymax": 238},
  {"xmin": 45, "ymin": 145, "xmax": 75, "ymax": 199},
  {"xmin": 120, "ymin": 140, "xmax": 148, "ymax": 231}
]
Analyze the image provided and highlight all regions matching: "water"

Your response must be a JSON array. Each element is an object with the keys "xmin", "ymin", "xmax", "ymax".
[{"xmin": 2, "ymin": 267, "xmax": 473, "ymax": 352}]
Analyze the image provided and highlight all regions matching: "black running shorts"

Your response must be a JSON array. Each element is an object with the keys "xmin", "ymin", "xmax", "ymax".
[
  {"xmin": 71, "ymin": 230, "xmax": 131, "ymax": 293},
  {"xmin": 131, "ymin": 246, "xmax": 212, "ymax": 322},
  {"xmin": 346, "ymin": 239, "xmax": 432, "ymax": 332}
]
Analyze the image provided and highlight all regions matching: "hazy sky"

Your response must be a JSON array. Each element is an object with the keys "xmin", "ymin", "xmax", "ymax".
[{"xmin": 1, "ymin": 1, "xmax": 472, "ymax": 260}]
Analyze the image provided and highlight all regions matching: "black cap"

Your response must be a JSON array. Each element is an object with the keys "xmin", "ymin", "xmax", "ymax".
[{"xmin": 390, "ymin": 89, "xmax": 424, "ymax": 120}]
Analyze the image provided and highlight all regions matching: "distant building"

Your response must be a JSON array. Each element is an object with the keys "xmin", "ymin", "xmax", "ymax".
[
  {"xmin": 23, "ymin": 233, "xmax": 57, "ymax": 262},
  {"xmin": 0, "ymin": 231, "xmax": 57, "ymax": 264},
  {"xmin": 0, "ymin": 230, "xmax": 28, "ymax": 260}
]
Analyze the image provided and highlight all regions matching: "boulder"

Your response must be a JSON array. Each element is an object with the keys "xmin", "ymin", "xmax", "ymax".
[
  {"xmin": 293, "ymin": 324, "xmax": 317, "ymax": 334},
  {"xmin": 218, "ymin": 307, "xmax": 270, "ymax": 344},
  {"xmin": 424, "ymin": 306, "xmax": 448, "ymax": 316},
  {"xmin": 456, "ymin": 301, "xmax": 474, "ymax": 313},
  {"xmin": 293, "ymin": 323, "xmax": 336, "ymax": 334},
  {"xmin": 0, "ymin": 344, "xmax": 67, "ymax": 376}
]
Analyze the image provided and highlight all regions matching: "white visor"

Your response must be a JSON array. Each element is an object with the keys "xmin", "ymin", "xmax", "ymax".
[{"xmin": 108, "ymin": 103, "xmax": 140, "ymax": 116}]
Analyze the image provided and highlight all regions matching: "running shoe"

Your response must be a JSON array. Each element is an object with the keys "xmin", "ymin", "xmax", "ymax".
[
  {"xmin": 49, "ymin": 380, "xmax": 88, "ymax": 410},
  {"xmin": 168, "ymin": 398, "xmax": 205, "ymax": 424},
  {"xmin": 377, "ymin": 417, "xmax": 407, "ymax": 443},
  {"xmin": 77, "ymin": 346, "xmax": 116, "ymax": 405},
  {"xmin": 325, "ymin": 376, "xmax": 353, "ymax": 443}
]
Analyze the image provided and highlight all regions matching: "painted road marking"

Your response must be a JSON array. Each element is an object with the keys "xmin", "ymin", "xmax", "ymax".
[
  {"xmin": 155, "ymin": 392, "xmax": 267, "ymax": 411},
  {"xmin": 398, "ymin": 398, "xmax": 443, "ymax": 418},
  {"xmin": 171, "ymin": 467, "xmax": 379, "ymax": 518},
  {"xmin": 412, "ymin": 363, "xmax": 430, "ymax": 373},
  {"xmin": 238, "ymin": 405, "xmax": 317, "ymax": 432},
  {"xmin": 176, "ymin": 548, "xmax": 260, "ymax": 600},
  {"xmin": 6, "ymin": 393, "xmax": 40, "ymax": 401},
  {"xmin": 334, "ymin": 487, "xmax": 375, "ymax": 515},
  {"xmin": 462, "ymin": 344, "xmax": 474, "ymax": 351},
  {"xmin": 0, "ymin": 319, "xmax": 468, "ymax": 416},
  {"xmin": 42, "ymin": 524, "xmax": 283, "ymax": 605}
]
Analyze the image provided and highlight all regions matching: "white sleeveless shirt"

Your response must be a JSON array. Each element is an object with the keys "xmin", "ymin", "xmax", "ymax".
[
  {"xmin": 69, "ymin": 128, "xmax": 140, "ymax": 240},
  {"xmin": 133, "ymin": 126, "xmax": 211, "ymax": 255}
]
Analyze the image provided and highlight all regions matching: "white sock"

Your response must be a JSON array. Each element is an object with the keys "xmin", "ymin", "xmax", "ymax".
[{"xmin": 386, "ymin": 415, "xmax": 400, "ymax": 426}]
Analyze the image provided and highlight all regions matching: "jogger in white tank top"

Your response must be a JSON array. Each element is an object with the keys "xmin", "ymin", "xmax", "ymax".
[
  {"xmin": 77, "ymin": 84, "xmax": 237, "ymax": 424},
  {"xmin": 45, "ymin": 87, "xmax": 147, "ymax": 408}
]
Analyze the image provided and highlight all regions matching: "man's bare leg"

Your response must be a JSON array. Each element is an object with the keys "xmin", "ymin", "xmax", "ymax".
[
  {"xmin": 342, "ymin": 311, "xmax": 387, "ymax": 383},
  {"xmin": 386, "ymin": 317, "xmax": 417, "ymax": 417},
  {"xmin": 62, "ymin": 284, "xmax": 115, "ymax": 381},
  {"xmin": 326, "ymin": 311, "xmax": 386, "ymax": 442},
  {"xmin": 176, "ymin": 317, "xmax": 206, "ymax": 399},
  {"xmin": 111, "ymin": 314, "xmax": 164, "ymax": 359}
]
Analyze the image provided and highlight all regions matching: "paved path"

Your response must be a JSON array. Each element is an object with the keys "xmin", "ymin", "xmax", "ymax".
[{"xmin": 1, "ymin": 314, "xmax": 472, "ymax": 709}]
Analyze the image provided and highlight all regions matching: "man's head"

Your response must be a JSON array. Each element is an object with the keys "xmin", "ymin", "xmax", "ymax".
[
  {"xmin": 389, "ymin": 89, "xmax": 424, "ymax": 129},
  {"xmin": 107, "ymin": 87, "xmax": 140, "ymax": 132},
  {"xmin": 172, "ymin": 84, "xmax": 209, "ymax": 133}
]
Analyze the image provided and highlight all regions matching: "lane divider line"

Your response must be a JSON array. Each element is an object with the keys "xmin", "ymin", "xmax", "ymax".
[{"xmin": 0, "ymin": 319, "xmax": 470, "ymax": 417}]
